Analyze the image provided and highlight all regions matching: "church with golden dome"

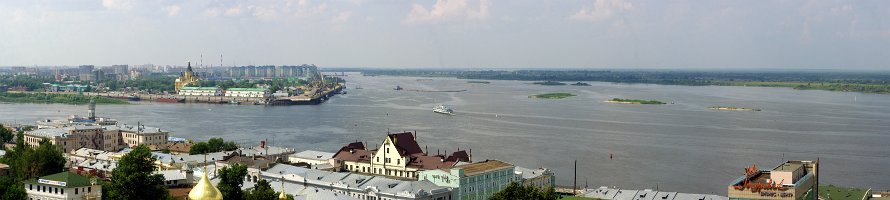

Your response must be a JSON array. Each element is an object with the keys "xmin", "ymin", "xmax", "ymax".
[
  {"xmin": 188, "ymin": 165, "xmax": 223, "ymax": 200},
  {"xmin": 175, "ymin": 61, "xmax": 200, "ymax": 92}
]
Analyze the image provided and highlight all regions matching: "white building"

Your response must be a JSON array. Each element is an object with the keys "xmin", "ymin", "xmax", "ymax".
[
  {"xmin": 24, "ymin": 123, "xmax": 169, "ymax": 153},
  {"xmin": 257, "ymin": 164, "xmax": 454, "ymax": 200},
  {"xmin": 225, "ymin": 88, "xmax": 270, "ymax": 98},
  {"xmin": 25, "ymin": 172, "xmax": 101, "ymax": 200},
  {"xmin": 288, "ymin": 150, "xmax": 335, "ymax": 167},
  {"xmin": 178, "ymin": 86, "xmax": 223, "ymax": 96}
]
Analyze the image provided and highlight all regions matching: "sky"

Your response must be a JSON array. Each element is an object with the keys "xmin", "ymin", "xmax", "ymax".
[{"xmin": 0, "ymin": 0, "xmax": 888, "ymax": 69}]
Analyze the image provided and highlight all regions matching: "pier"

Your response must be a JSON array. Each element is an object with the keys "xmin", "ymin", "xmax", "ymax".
[{"xmin": 82, "ymin": 85, "xmax": 343, "ymax": 105}]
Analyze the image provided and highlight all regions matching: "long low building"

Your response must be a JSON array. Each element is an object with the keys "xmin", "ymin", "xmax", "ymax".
[
  {"xmin": 225, "ymin": 88, "xmax": 270, "ymax": 98},
  {"xmin": 255, "ymin": 164, "xmax": 454, "ymax": 200},
  {"xmin": 178, "ymin": 86, "xmax": 223, "ymax": 96},
  {"xmin": 24, "ymin": 123, "xmax": 169, "ymax": 153}
]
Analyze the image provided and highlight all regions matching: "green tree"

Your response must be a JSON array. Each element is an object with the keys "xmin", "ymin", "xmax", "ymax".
[
  {"xmin": 190, "ymin": 142, "xmax": 210, "ymax": 154},
  {"xmin": 489, "ymin": 182, "xmax": 558, "ymax": 200},
  {"xmin": 0, "ymin": 181, "xmax": 27, "ymax": 200},
  {"xmin": 218, "ymin": 164, "xmax": 248, "ymax": 200},
  {"xmin": 108, "ymin": 145, "xmax": 169, "ymax": 200},
  {"xmin": 244, "ymin": 179, "xmax": 277, "ymax": 200},
  {"xmin": 190, "ymin": 138, "xmax": 239, "ymax": 154},
  {"xmin": 0, "ymin": 125, "xmax": 12, "ymax": 143},
  {"xmin": 28, "ymin": 140, "xmax": 66, "ymax": 178}
]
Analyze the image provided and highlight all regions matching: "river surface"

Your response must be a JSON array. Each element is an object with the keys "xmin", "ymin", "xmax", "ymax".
[{"xmin": 2, "ymin": 75, "xmax": 889, "ymax": 194}]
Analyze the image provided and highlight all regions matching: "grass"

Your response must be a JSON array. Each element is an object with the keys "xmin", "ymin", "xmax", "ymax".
[
  {"xmin": 0, "ymin": 92, "xmax": 130, "ymax": 105},
  {"xmin": 530, "ymin": 93, "xmax": 576, "ymax": 99},
  {"xmin": 818, "ymin": 185, "xmax": 869, "ymax": 200},
  {"xmin": 607, "ymin": 98, "xmax": 666, "ymax": 104}
]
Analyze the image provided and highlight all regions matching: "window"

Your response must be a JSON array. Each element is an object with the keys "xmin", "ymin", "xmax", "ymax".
[{"xmin": 88, "ymin": 186, "xmax": 92, "ymax": 193}]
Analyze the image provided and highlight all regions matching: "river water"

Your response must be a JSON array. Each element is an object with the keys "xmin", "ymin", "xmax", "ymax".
[{"xmin": 1, "ymin": 75, "xmax": 888, "ymax": 194}]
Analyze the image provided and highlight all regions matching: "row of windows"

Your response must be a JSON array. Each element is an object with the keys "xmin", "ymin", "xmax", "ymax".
[
  {"xmin": 28, "ymin": 184, "xmax": 92, "ymax": 195},
  {"xmin": 345, "ymin": 164, "xmax": 417, "ymax": 178}
]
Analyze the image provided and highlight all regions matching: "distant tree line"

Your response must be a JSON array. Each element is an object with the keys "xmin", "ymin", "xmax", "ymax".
[
  {"xmin": 361, "ymin": 69, "xmax": 890, "ymax": 94},
  {"xmin": 0, "ymin": 92, "xmax": 129, "ymax": 104},
  {"xmin": 190, "ymin": 137, "xmax": 239, "ymax": 154}
]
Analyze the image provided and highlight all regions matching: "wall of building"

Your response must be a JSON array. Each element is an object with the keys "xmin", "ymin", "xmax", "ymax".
[{"xmin": 26, "ymin": 184, "xmax": 101, "ymax": 200}]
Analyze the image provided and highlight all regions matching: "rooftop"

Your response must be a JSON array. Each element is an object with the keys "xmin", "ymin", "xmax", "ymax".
[
  {"xmin": 773, "ymin": 162, "xmax": 803, "ymax": 172},
  {"xmin": 180, "ymin": 86, "xmax": 220, "ymax": 90},
  {"xmin": 514, "ymin": 166, "xmax": 552, "ymax": 179},
  {"xmin": 31, "ymin": 171, "xmax": 94, "ymax": 188},
  {"xmin": 290, "ymin": 150, "xmax": 335, "ymax": 161},
  {"xmin": 455, "ymin": 160, "xmax": 513, "ymax": 177},
  {"xmin": 226, "ymin": 88, "xmax": 268, "ymax": 92}
]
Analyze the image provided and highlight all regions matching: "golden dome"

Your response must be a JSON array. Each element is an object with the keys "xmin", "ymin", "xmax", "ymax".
[
  {"xmin": 188, "ymin": 169, "xmax": 223, "ymax": 200},
  {"xmin": 278, "ymin": 191, "xmax": 288, "ymax": 200},
  {"xmin": 278, "ymin": 179, "xmax": 288, "ymax": 200}
]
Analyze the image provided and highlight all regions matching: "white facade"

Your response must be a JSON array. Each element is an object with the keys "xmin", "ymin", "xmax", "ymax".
[
  {"xmin": 178, "ymin": 87, "xmax": 223, "ymax": 96},
  {"xmin": 224, "ymin": 88, "xmax": 270, "ymax": 98},
  {"xmin": 26, "ymin": 184, "xmax": 101, "ymax": 200}
]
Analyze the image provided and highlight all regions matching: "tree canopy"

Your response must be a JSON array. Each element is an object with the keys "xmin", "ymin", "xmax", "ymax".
[
  {"xmin": 243, "ymin": 179, "xmax": 277, "ymax": 200},
  {"xmin": 219, "ymin": 164, "xmax": 249, "ymax": 200},
  {"xmin": 190, "ymin": 137, "xmax": 238, "ymax": 154},
  {"xmin": 0, "ymin": 125, "xmax": 13, "ymax": 143},
  {"xmin": 107, "ymin": 145, "xmax": 169, "ymax": 200},
  {"xmin": 0, "ymin": 134, "xmax": 66, "ymax": 199},
  {"xmin": 489, "ymin": 182, "xmax": 559, "ymax": 200}
]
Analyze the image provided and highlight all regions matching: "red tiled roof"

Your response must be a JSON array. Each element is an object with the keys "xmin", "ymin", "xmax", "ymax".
[
  {"xmin": 388, "ymin": 132, "xmax": 424, "ymax": 156},
  {"xmin": 408, "ymin": 154, "xmax": 457, "ymax": 170},
  {"xmin": 333, "ymin": 142, "xmax": 373, "ymax": 162},
  {"xmin": 446, "ymin": 150, "xmax": 470, "ymax": 162}
]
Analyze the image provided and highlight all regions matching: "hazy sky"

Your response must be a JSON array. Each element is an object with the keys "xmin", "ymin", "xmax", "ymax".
[{"xmin": 1, "ymin": 0, "xmax": 888, "ymax": 69}]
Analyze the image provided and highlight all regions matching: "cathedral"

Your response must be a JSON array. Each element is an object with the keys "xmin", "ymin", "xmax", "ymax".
[{"xmin": 175, "ymin": 61, "xmax": 200, "ymax": 92}]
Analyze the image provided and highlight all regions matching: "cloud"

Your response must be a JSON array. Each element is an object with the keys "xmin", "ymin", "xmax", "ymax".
[
  {"xmin": 203, "ymin": 8, "xmax": 221, "ymax": 17},
  {"xmin": 404, "ymin": 0, "xmax": 490, "ymax": 24},
  {"xmin": 164, "ymin": 5, "xmax": 181, "ymax": 16},
  {"xmin": 331, "ymin": 11, "xmax": 352, "ymax": 23},
  {"xmin": 830, "ymin": 4, "xmax": 853, "ymax": 15},
  {"xmin": 12, "ymin": 9, "xmax": 26, "ymax": 24},
  {"xmin": 102, "ymin": 0, "xmax": 134, "ymax": 11},
  {"xmin": 249, "ymin": 5, "xmax": 279, "ymax": 21},
  {"xmin": 225, "ymin": 7, "xmax": 242, "ymax": 17},
  {"xmin": 570, "ymin": 0, "xmax": 634, "ymax": 22}
]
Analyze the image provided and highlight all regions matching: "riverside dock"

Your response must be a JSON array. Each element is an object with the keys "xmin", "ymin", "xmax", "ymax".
[{"xmin": 82, "ymin": 84, "xmax": 343, "ymax": 105}]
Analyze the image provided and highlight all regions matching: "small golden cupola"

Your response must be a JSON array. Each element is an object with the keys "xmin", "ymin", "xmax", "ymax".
[{"xmin": 188, "ymin": 165, "xmax": 222, "ymax": 200}]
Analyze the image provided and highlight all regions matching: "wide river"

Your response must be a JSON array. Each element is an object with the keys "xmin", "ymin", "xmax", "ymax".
[{"xmin": 2, "ymin": 75, "xmax": 889, "ymax": 194}]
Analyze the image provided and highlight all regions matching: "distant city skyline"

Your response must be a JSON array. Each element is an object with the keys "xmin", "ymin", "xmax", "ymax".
[{"xmin": 1, "ymin": 0, "xmax": 888, "ymax": 69}]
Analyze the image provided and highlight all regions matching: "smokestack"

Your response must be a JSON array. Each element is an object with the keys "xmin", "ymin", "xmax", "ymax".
[{"xmin": 573, "ymin": 160, "xmax": 578, "ymax": 195}]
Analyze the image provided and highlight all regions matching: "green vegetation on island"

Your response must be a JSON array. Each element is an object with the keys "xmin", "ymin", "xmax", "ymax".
[
  {"xmin": 571, "ymin": 82, "xmax": 591, "ymax": 86},
  {"xmin": 532, "ymin": 81, "xmax": 567, "ymax": 86},
  {"xmin": 0, "ymin": 92, "xmax": 129, "ymax": 104},
  {"xmin": 467, "ymin": 81, "xmax": 491, "ymax": 84},
  {"xmin": 606, "ymin": 98, "xmax": 666, "ymax": 104},
  {"xmin": 530, "ymin": 93, "xmax": 576, "ymax": 99}
]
